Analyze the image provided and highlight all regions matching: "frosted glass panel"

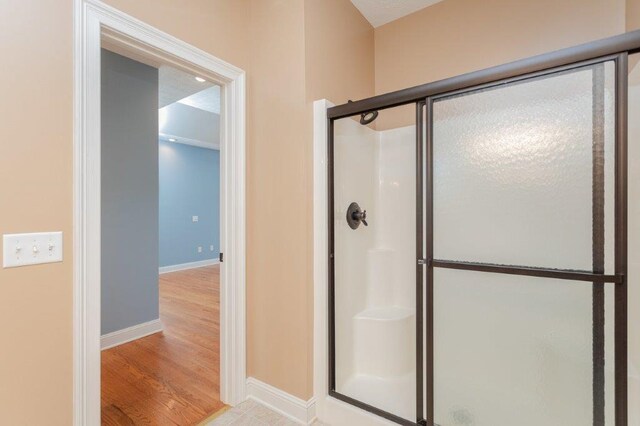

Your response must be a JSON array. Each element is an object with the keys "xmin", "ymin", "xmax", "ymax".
[
  {"xmin": 433, "ymin": 63, "xmax": 615, "ymax": 271},
  {"xmin": 433, "ymin": 268, "xmax": 615, "ymax": 426},
  {"xmin": 332, "ymin": 109, "xmax": 416, "ymax": 420}
]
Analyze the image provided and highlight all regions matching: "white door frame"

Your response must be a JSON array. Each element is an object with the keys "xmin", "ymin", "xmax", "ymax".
[{"xmin": 73, "ymin": 1, "xmax": 247, "ymax": 424}]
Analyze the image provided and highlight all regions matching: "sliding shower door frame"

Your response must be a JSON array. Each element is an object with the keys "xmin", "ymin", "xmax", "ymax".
[
  {"xmin": 328, "ymin": 29, "xmax": 640, "ymax": 426},
  {"xmin": 423, "ymin": 54, "xmax": 627, "ymax": 426}
]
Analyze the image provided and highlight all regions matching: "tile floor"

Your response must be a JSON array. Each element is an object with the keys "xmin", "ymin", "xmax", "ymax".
[{"xmin": 205, "ymin": 399, "xmax": 325, "ymax": 425}]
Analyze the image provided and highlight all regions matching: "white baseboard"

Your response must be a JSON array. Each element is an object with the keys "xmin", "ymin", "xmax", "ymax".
[
  {"xmin": 159, "ymin": 258, "xmax": 220, "ymax": 274},
  {"xmin": 101, "ymin": 319, "xmax": 163, "ymax": 350},
  {"xmin": 246, "ymin": 377, "xmax": 316, "ymax": 425}
]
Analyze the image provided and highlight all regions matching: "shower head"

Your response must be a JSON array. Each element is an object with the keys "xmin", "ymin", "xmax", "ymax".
[
  {"xmin": 359, "ymin": 110, "xmax": 378, "ymax": 125},
  {"xmin": 347, "ymin": 100, "xmax": 378, "ymax": 126}
]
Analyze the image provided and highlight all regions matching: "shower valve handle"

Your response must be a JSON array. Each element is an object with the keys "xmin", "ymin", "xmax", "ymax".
[
  {"xmin": 353, "ymin": 210, "xmax": 368, "ymax": 226},
  {"xmin": 346, "ymin": 202, "xmax": 368, "ymax": 229}
]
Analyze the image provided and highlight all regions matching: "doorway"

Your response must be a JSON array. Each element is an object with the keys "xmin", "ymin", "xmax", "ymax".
[
  {"xmin": 74, "ymin": 2, "xmax": 246, "ymax": 424},
  {"xmin": 99, "ymin": 50, "xmax": 224, "ymax": 423}
]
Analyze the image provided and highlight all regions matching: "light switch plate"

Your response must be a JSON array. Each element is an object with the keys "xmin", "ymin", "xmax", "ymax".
[
  {"xmin": 3, "ymin": 232, "xmax": 63, "ymax": 268},
  {"xmin": 192, "ymin": 216, "xmax": 199, "ymax": 222}
]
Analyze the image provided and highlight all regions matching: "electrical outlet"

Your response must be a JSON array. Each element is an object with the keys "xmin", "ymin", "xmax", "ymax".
[
  {"xmin": 192, "ymin": 216, "xmax": 199, "ymax": 222},
  {"xmin": 210, "ymin": 245, "xmax": 214, "ymax": 251},
  {"xmin": 197, "ymin": 246, "xmax": 203, "ymax": 253}
]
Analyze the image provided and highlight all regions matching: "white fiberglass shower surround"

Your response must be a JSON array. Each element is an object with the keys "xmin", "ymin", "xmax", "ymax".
[
  {"xmin": 321, "ymin": 30, "xmax": 640, "ymax": 426},
  {"xmin": 333, "ymin": 115, "xmax": 418, "ymax": 419}
]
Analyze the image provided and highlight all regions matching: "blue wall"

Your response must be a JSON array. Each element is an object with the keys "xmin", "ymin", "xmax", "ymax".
[
  {"xmin": 101, "ymin": 50, "xmax": 159, "ymax": 335},
  {"xmin": 159, "ymin": 140, "xmax": 220, "ymax": 267}
]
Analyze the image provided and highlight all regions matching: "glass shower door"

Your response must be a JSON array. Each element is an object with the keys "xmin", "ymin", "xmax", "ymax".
[
  {"xmin": 329, "ymin": 105, "xmax": 419, "ymax": 424},
  {"xmin": 427, "ymin": 60, "xmax": 619, "ymax": 426},
  {"xmin": 328, "ymin": 46, "xmax": 628, "ymax": 426}
]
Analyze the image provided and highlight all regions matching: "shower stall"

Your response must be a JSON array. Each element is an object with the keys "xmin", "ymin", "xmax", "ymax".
[{"xmin": 324, "ymin": 31, "xmax": 640, "ymax": 426}]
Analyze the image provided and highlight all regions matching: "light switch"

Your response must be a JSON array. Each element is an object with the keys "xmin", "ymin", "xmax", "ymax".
[
  {"xmin": 3, "ymin": 232, "xmax": 63, "ymax": 268},
  {"xmin": 197, "ymin": 246, "xmax": 203, "ymax": 253},
  {"xmin": 192, "ymin": 216, "xmax": 199, "ymax": 222}
]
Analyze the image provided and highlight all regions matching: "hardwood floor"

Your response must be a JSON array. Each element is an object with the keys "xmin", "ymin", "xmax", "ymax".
[{"xmin": 102, "ymin": 265, "xmax": 224, "ymax": 425}]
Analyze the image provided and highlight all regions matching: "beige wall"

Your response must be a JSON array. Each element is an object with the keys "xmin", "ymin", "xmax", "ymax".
[
  {"xmin": 629, "ymin": 0, "xmax": 640, "ymax": 31},
  {"xmin": 374, "ymin": 0, "xmax": 626, "ymax": 128},
  {"xmin": 376, "ymin": 0, "xmax": 625, "ymax": 94},
  {"xmin": 245, "ymin": 0, "xmax": 311, "ymax": 398},
  {"xmin": 0, "ymin": 1, "xmax": 74, "ymax": 425},
  {"xmin": 304, "ymin": 0, "xmax": 375, "ymax": 105}
]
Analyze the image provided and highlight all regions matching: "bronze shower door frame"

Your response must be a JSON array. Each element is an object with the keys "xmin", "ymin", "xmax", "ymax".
[{"xmin": 328, "ymin": 30, "xmax": 640, "ymax": 426}]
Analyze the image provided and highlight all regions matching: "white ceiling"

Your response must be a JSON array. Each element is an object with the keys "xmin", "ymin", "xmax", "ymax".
[
  {"xmin": 350, "ymin": 0, "xmax": 444, "ymax": 27},
  {"xmin": 158, "ymin": 65, "xmax": 217, "ymax": 108},
  {"xmin": 178, "ymin": 86, "xmax": 221, "ymax": 115}
]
